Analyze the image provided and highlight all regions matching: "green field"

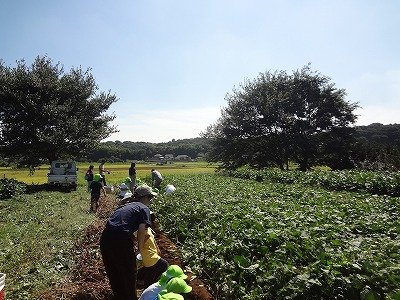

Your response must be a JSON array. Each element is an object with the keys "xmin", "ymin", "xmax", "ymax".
[
  {"xmin": 1, "ymin": 167, "xmax": 399, "ymax": 299},
  {"xmin": 0, "ymin": 187, "xmax": 95, "ymax": 299},
  {"xmin": 153, "ymin": 173, "xmax": 400, "ymax": 300}
]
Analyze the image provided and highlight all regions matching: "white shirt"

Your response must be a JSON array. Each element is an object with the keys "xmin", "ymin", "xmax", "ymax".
[
  {"xmin": 164, "ymin": 184, "xmax": 176, "ymax": 194},
  {"xmin": 139, "ymin": 282, "xmax": 165, "ymax": 300}
]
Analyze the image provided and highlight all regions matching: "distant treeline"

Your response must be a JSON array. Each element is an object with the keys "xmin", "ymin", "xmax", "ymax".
[
  {"xmin": 351, "ymin": 123, "xmax": 400, "ymax": 170},
  {"xmin": 81, "ymin": 123, "xmax": 400, "ymax": 170},
  {"xmin": 84, "ymin": 137, "xmax": 210, "ymax": 162}
]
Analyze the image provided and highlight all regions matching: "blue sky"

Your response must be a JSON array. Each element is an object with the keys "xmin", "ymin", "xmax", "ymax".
[{"xmin": 1, "ymin": 0, "xmax": 399, "ymax": 142}]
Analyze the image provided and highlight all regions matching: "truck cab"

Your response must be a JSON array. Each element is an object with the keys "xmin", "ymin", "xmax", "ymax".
[{"xmin": 47, "ymin": 160, "xmax": 78, "ymax": 190}]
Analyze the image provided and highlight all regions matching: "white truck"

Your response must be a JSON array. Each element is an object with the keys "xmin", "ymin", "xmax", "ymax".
[{"xmin": 47, "ymin": 160, "xmax": 78, "ymax": 190}]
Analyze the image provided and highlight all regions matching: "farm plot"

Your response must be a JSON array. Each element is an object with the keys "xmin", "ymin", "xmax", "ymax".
[{"xmin": 153, "ymin": 174, "xmax": 400, "ymax": 300}]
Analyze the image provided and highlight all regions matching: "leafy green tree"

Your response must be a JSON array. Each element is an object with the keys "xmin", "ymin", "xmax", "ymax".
[
  {"xmin": 203, "ymin": 65, "xmax": 358, "ymax": 170},
  {"xmin": 0, "ymin": 56, "xmax": 117, "ymax": 168},
  {"xmin": 317, "ymin": 126, "xmax": 356, "ymax": 170}
]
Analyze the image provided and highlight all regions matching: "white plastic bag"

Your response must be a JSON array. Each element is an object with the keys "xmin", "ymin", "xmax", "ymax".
[{"xmin": 165, "ymin": 184, "xmax": 176, "ymax": 195}]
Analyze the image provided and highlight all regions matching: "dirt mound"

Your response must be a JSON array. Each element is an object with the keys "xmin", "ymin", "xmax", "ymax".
[{"xmin": 39, "ymin": 195, "xmax": 212, "ymax": 300}]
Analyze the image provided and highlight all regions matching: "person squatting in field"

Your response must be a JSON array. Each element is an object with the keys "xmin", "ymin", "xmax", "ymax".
[
  {"xmin": 160, "ymin": 277, "xmax": 192, "ymax": 298},
  {"xmin": 118, "ymin": 182, "xmax": 133, "ymax": 206},
  {"xmin": 100, "ymin": 184, "xmax": 157, "ymax": 300},
  {"xmin": 136, "ymin": 211, "xmax": 169, "ymax": 289},
  {"xmin": 138, "ymin": 265, "xmax": 190, "ymax": 300},
  {"xmin": 151, "ymin": 169, "xmax": 163, "ymax": 189},
  {"xmin": 89, "ymin": 173, "xmax": 106, "ymax": 212},
  {"xmin": 157, "ymin": 292, "xmax": 184, "ymax": 300},
  {"xmin": 124, "ymin": 176, "xmax": 133, "ymax": 191}
]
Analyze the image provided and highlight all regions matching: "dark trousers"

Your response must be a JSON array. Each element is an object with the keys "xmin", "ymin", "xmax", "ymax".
[
  {"xmin": 137, "ymin": 257, "xmax": 169, "ymax": 289},
  {"xmin": 154, "ymin": 179, "xmax": 162, "ymax": 189},
  {"xmin": 100, "ymin": 230, "xmax": 137, "ymax": 300}
]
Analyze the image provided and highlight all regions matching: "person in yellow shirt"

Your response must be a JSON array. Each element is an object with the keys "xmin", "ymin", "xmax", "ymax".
[{"xmin": 137, "ymin": 213, "xmax": 169, "ymax": 289}]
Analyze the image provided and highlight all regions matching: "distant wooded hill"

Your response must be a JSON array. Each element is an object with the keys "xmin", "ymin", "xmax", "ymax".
[
  {"xmin": 351, "ymin": 123, "xmax": 400, "ymax": 169},
  {"xmin": 83, "ymin": 124, "xmax": 400, "ymax": 169},
  {"xmin": 85, "ymin": 137, "xmax": 211, "ymax": 162}
]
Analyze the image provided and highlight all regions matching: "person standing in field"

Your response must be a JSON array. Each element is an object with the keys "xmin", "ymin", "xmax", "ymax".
[
  {"xmin": 89, "ymin": 173, "xmax": 106, "ymax": 213},
  {"xmin": 99, "ymin": 161, "xmax": 110, "ymax": 186},
  {"xmin": 85, "ymin": 165, "xmax": 94, "ymax": 193},
  {"xmin": 100, "ymin": 184, "xmax": 157, "ymax": 300},
  {"xmin": 151, "ymin": 169, "xmax": 163, "ymax": 189},
  {"xmin": 129, "ymin": 162, "xmax": 137, "ymax": 192}
]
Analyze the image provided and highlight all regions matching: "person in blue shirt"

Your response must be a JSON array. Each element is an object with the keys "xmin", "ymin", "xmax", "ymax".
[{"xmin": 100, "ymin": 184, "xmax": 157, "ymax": 300}]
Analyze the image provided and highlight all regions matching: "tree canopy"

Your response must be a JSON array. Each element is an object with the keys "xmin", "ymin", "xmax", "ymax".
[
  {"xmin": 203, "ymin": 65, "xmax": 359, "ymax": 170},
  {"xmin": 0, "ymin": 56, "xmax": 118, "ymax": 168}
]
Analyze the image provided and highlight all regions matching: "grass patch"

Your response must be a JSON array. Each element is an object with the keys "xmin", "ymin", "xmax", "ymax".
[{"xmin": 0, "ymin": 186, "xmax": 95, "ymax": 299}]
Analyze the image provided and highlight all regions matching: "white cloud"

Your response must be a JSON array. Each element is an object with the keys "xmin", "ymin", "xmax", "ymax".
[{"xmin": 105, "ymin": 106, "xmax": 222, "ymax": 143}]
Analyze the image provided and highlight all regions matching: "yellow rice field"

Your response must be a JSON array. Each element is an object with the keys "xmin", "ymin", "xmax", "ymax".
[{"xmin": 0, "ymin": 161, "xmax": 217, "ymax": 185}]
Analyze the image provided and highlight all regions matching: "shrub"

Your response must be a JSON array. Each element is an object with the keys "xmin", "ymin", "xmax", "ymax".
[
  {"xmin": 223, "ymin": 168, "xmax": 400, "ymax": 196},
  {"xmin": 0, "ymin": 178, "xmax": 27, "ymax": 200}
]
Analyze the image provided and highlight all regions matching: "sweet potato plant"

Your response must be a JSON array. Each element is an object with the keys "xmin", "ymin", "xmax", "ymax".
[{"xmin": 154, "ymin": 174, "xmax": 400, "ymax": 300}]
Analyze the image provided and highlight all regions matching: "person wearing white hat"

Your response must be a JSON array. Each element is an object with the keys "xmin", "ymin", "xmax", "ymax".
[{"xmin": 118, "ymin": 182, "xmax": 133, "ymax": 206}]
